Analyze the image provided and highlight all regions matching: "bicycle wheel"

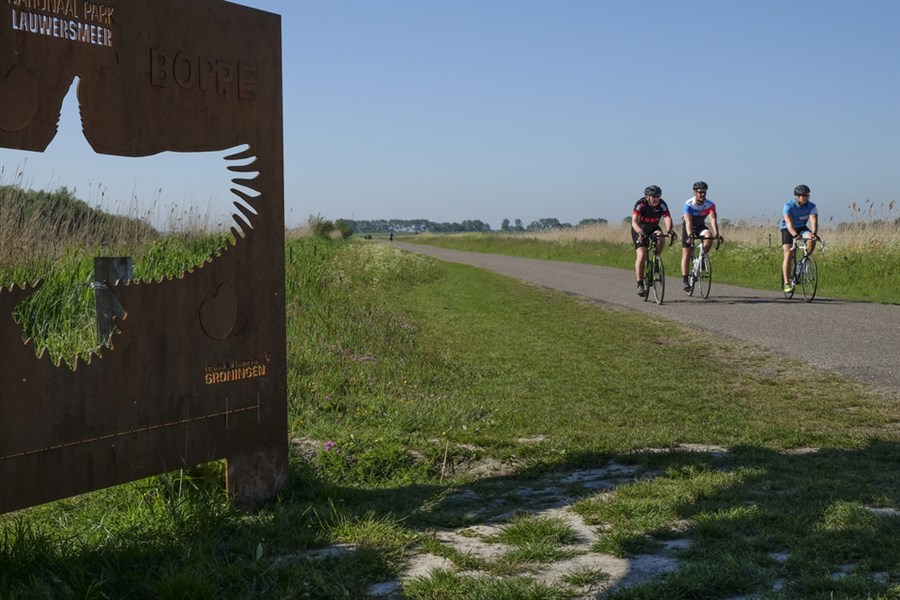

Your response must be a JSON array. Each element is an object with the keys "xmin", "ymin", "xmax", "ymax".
[
  {"xmin": 800, "ymin": 255, "xmax": 818, "ymax": 302},
  {"xmin": 651, "ymin": 255, "xmax": 665, "ymax": 304},
  {"xmin": 698, "ymin": 253, "xmax": 712, "ymax": 299}
]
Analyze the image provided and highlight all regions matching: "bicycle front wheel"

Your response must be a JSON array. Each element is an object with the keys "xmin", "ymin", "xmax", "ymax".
[
  {"xmin": 651, "ymin": 256, "xmax": 665, "ymax": 304},
  {"xmin": 698, "ymin": 254, "xmax": 712, "ymax": 299},
  {"xmin": 800, "ymin": 255, "xmax": 818, "ymax": 302}
]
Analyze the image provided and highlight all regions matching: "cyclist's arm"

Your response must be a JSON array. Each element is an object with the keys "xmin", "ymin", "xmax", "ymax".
[
  {"xmin": 663, "ymin": 213, "xmax": 674, "ymax": 235},
  {"xmin": 708, "ymin": 211, "xmax": 719, "ymax": 237},
  {"xmin": 808, "ymin": 213, "xmax": 818, "ymax": 237},
  {"xmin": 783, "ymin": 212, "xmax": 798, "ymax": 238},
  {"xmin": 631, "ymin": 212, "xmax": 642, "ymax": 235},
  {"xmin": 684, "ymin": 212, "xmax": 693, "ymax": 235}
]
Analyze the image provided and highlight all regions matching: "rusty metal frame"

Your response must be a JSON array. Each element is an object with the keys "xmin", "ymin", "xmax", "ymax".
[{"xmin": 0, "ymin": 0, "xmax": 287, "ymax": 513}]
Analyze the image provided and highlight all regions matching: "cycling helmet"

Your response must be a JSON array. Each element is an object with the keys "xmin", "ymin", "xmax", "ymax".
[
  {"xmin": 692, "ymin": 181, "xmax": 709, "ymax": 191},
  {"xmin": 793, "ymin": 184, "xmax": 811, "ymax": 196},
  {"xmin": 644, "ymin": 185, "xmax": 662, "ymax": 198}
]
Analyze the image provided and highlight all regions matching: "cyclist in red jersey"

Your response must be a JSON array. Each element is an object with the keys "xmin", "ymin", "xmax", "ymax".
[{"xmin": 631, "ymin": 185, "xmax": 675, "ymax": 297}]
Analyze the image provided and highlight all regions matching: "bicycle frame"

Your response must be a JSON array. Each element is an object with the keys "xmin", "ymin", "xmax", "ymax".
[
  {"xmin": 782, "ymin": 235, "xmax": 823, "ymax": 302},
  {"xmin": 641, "ymin": 231, "xmax": 675, "ymax": 304},
  {"xmin": 687, "ymin": 235, "xmax": 720, "ymax": 299}
]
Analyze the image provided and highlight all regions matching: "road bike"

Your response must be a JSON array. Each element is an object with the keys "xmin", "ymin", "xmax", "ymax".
[
  {"xmin": 640, "ymin": 230, "xmax": 676, "ymax": 305},
  {"xmin": 781, "ymin": 235, "xmax": 823, "ymax": 302},
  {"xmin": 686, "ymin": 234, "xmax": 722, "ymax": 299}
]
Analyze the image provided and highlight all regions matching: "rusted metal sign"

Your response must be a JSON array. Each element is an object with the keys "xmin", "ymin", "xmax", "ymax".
[{"xmin": 0, "ymin": 0, "xmax": 288, "ymax": 512}]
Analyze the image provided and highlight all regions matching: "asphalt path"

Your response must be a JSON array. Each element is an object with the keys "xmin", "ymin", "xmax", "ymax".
[{"xmin": 395, "ymin": 242, "xmax": 900, "ymax": 393}]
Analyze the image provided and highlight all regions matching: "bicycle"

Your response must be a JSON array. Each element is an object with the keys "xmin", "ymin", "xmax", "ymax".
[
  {"xmin": 640, "ymin": 230, "xmax": 676, "ymax": 304},
  {"xmin": 686, "ymin": 234, "xmax": 722, "ymax": 299},
  {"xmin": 781, "ymin": 235, "xmax": 823, "ymax": 302}
]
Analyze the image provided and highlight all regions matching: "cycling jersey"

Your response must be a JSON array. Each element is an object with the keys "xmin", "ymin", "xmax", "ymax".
[
  {"xmin": 780, "ymin": 198, "xmax": 818, "ymax": 230},
  {"xmin": 632, "ymin": 197, "xmax": 670, "ymax": 232},
  {"xmin": 683, "ymin": 198, "xmax": 716, "ymax": 223}
]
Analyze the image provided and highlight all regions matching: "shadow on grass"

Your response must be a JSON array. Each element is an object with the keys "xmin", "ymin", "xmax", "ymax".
[
  {"xmin": 1, "ymin": 440, "xmax": 897, "ymax": 598},
  {"xmin": 311, "ymin": 438, "xmax": 899, "ymax": 598}
]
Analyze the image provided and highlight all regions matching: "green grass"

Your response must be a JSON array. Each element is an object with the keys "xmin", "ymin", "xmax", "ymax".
[
  {"xmin": 1, "ymin": 237, "xmax": 899, "ymax": 599},
  {"xmin": 401, "ymin": 232, "xmax": 900, "ymax": 304},
  {"xmin": 3, "ymin": 233, "xmax": 231, "ymax": 366}
]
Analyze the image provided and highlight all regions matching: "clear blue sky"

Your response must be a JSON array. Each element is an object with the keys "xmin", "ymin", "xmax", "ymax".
[{"xmin": 2, "ymin": 0, "xmax": 898, "ymax": 230}]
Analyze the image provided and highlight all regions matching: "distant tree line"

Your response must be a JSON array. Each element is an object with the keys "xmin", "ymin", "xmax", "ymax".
[
  {"xmin": 342, "ymin": 217, "xmax": 610, "ymax": 235},
  {"xmin": 339, "ymin": 219, "xmax": 492, "ymax": 234},
  {"xmin": 500, "ymin": 217, "xmax": 608, "ymax": 232}
]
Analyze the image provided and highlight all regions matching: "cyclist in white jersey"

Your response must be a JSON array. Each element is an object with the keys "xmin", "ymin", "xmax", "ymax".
[{"xmin": 681, "ymin": 181, "xmax": 721, "ymax": 292}]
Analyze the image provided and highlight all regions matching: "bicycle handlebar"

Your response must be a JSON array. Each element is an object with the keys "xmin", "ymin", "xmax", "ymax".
[
  {"xmin": 641, "ymin": 230, "xmax": 677, "ymax": 247},
  {"xmin": 690, "ymin": 233, "xmax": 723, "ymax": 250},
  {"xmin": 793, "ymin": 235, "xmax": 824, "ymax": 252}
]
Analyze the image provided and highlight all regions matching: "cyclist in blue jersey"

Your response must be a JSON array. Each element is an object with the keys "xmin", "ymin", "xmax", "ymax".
[
  {"xmin": 631, "ymin": 185, "xmax": 675, "ymax": 297},
  {"xmin": 681, "ymin": 181, "xmax": 721, "ymax": 292},
  {"xmin": 781, "ymin": 184, "xmax": 819, "ymax": 293}
]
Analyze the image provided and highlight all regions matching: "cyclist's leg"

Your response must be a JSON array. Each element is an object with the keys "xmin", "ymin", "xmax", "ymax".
[
  {"xmin": 680, "ymin": 222, "xmax": 691, "ymax": 277},
  {"xmin": 781, "ymin": 228, "xmax": 794, "ymax": 286},
  {"xmin": 800, "ymin": 228, "xmax": 816, "ymax": 255},
  {"xmin": 700, "ymin": 227, "xmax": 713, "ymax": 253},
  {"xmin": 654, "ymin": 228, "xmax": 666, "ymax": 256},
  {"xmin": 632, "ymin": 229, "xmax": 647, "ymax": 282}
]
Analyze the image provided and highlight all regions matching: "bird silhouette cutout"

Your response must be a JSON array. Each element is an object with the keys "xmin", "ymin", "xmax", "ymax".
[
  {"xmin": 1, "ymin": 77, "xmax": 260, "ymax": 233},
  {"xmin": 1, "ymin": 76, "xmax": 264, "ymax": 365}
]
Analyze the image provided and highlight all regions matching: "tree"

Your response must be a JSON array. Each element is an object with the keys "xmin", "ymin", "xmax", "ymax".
[
  {"xmin": 526, "ymin": 218, "xmax": 562, "ymax": 231},
  {"xmin": 501, "ymin": 218, "xmax": 510, "ymax": 232},
  {"xmin": 308, "ymin": 214, "xmax": 334, "ymax": 238},
  {"xmin": 514, "ymin": 219, "xmax": 525, "ymax": 232},
  {"xmin": 334, "ymin": 219, "xmax": 353, "ymax": 239}
]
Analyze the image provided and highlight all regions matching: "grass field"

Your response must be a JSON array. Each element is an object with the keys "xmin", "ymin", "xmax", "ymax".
[
  {"xmin": 2, "ymin": 233, "xmax": 898, "ymax": 598},
  {"xmin": 398, "ymin": 219, "xmax": 900, "ymax": 305}
]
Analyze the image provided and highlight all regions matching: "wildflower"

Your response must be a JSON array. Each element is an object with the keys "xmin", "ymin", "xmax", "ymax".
[{"xmin": 324, "ymin": 441, "xmax": 337, "ymax": 452}]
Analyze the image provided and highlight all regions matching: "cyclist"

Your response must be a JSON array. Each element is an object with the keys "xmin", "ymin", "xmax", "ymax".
[
  {"xmin": 781, "ymin": 184, "xmax": 819, "ymax": 293},
  {"xmin": 631, "ymin": 185, "xmax": 675, "ymax": 297},
  {"xmin": 681, "ymin": 181, "xmax": 721, "ymax": 292}
]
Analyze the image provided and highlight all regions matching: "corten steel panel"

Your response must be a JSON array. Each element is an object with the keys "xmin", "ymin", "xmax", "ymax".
[{"xmin": 0, "ymin": 0, "xmax": 288, "ymax": 513}]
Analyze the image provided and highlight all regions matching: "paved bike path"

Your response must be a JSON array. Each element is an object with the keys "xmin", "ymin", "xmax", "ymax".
[{"xmin": 395, "ymin": 242, "xmax": 900, "ymax": 393}]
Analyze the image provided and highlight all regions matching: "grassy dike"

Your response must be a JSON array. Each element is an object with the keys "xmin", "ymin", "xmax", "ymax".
[{"xmin": 1, "ymin": 238, "xmax": 898, "ymax": 599}]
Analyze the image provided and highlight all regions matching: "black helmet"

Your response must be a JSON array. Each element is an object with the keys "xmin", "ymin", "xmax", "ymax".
[
  {"xmin": 644, "ymin": 185, "xmax": 662, "ymax": 198},
  {"xmin": 794, "ymin": 184, "xmax": 811, "ymax": 196},
  {"xmin": 692, "ymin": 181, "xmax": 709, "ymax": 191}
]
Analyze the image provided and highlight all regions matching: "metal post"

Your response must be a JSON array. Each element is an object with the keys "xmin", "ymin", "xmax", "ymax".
[{"xmin": 93, "ymin": 257, "xmax": 132, "ymax": 347}]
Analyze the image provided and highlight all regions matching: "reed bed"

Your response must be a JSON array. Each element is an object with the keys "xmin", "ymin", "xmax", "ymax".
[{"xmin": 488, "ymin": 204, "xmax": 899, "ymax": 251}]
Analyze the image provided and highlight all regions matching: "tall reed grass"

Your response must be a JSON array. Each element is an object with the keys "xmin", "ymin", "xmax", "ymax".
[{"xmin": 485, "ymin": 203, "xmax": 899, "ymax": 250}]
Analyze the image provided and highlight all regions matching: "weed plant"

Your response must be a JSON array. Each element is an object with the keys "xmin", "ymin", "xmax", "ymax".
[{"xmin": 1, "ymin": 236, "xmax": 898, "ymax": 598}]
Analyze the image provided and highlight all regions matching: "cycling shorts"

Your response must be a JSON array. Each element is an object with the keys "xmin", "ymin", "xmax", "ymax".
[
  {"xmin": 781, "ymin": 227, "xmax": 811, "ymax": 246},
  {"xmin": 631, "ymin": 227, "xmax": 661, "ymax": 248},
  {"xmin": 682, "ymin": 222, "xmax": 710, "ymax": 248}
]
